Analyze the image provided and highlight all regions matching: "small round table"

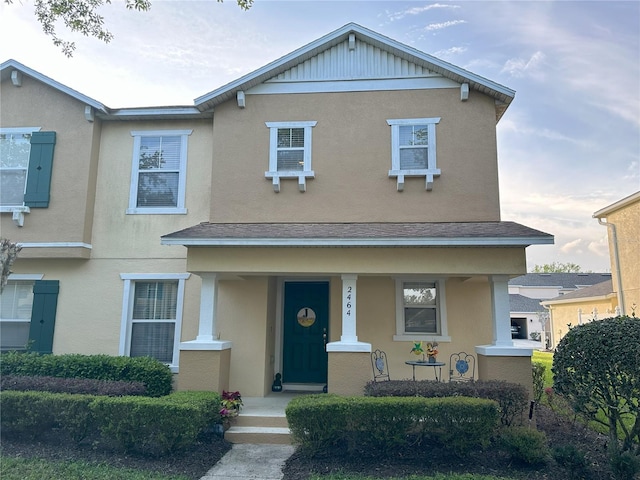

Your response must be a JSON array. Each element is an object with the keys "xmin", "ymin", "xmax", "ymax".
[{"xmin": 405, "ymin": 360, "xmax": 446, "ymax": 381}]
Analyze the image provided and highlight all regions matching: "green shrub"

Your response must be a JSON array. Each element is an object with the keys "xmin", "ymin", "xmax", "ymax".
[
  {"xmin": 553, "ymin": 315, "xmax": 640, "ymax": 456},
  {"xmin": 365, "ymin": 379, "xmax": 528, "ymax": 426},
  {"xmin": 532, "ymin": 362, "xmax": 546, "ymax": 404},
  {"xmin": 0, "ymin": 391, "xmax": 56, "ymax": 439},
  {"xmin": 1, "ymin": 374, "xmax": 147, "ymax": 396},
  {"xmin": 552, "ymin": 444, "xmax": 589, "ymax": 480},
  {"xmin": 0, "ymin": 390, "xmax": 221, "ymax": 455},
  {"xmin": 498, "ymin": 426, "xmax": 549, "ymax": 465},
  {"xmin": 609, "ymin": 452, "xmax": 640, "ymax": 480},
  {"xmin": 0, "ymin": 352, "xmax": 172, "ymax": 397},
  {"xmin": 286, "ymin": 394, "xmax": 499, "ymax": 457}
]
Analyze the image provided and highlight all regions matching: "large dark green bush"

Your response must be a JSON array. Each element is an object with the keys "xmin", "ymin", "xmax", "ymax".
[
  {"xmin": 365, "ymin": 379, "xmax": 528, "ymax": 426},
  {"xmin": 286, "ymin": 393, "xmax": 499, "ymax": 457},
  {"xmin": 1, "ymin": 374, "xmax": 147, "ymax": 396},
  {"xmin": 553, "ymin": 315, "xmax": 640, "ymax": 456},
  {"xmin": 0, "ymin": 390, "xmax": 221, "ymax": 455},
  {"xmin": 0, "ymin": 352, "xmax": 172, "ymax": 397}
]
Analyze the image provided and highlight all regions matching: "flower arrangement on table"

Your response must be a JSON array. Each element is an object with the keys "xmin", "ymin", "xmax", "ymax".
[
  {"xmin": 219, "ymin": 390, "xmax": 243, "ymax": 429},
  {"xmin": 410, "ymin": 340, "xmax": 439, "ymax": 362}
]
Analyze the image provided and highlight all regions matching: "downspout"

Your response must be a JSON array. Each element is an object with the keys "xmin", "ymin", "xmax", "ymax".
[{"xmin": 596, "ymin": 218, "xmax": 625, "ymax": 315}]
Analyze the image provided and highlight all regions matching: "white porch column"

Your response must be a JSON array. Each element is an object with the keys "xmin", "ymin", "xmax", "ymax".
[
  {"xmin": 476, "ymin": 275, "xmax": 531, "ymax": 357},
  {"xmin": 490, "ymin": 275, "xmax": 513, "ymax": 347},
  {"xmin": 326, "ymin": 274, "xmax": 370, "ymax": 352},
  {"xmin": 181, "ymin": 273, "xmax": 231, "ymax": 350}
]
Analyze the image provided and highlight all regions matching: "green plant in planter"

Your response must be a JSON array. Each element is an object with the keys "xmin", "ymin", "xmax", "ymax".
[{"xmin": 219, "ymin": 390, "xmax": 243, "ymax": 428}]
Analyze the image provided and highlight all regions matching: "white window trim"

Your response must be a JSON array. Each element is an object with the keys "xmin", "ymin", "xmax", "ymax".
[
  {"xmin": 0, "ymin": 127, "xmax": 41, "ymax": 215},
  {"xmin": 119, "ymin": 273, "xmax": 190, "ymax": 373},
  {"xmin": 265, "ymin": 121, "xmax": 316, "ymax": 192},
  {"xmin": 1, "ymin": 274, "xmax": 44, "ymax": 325},
  {"xmin": 393, "ymin": 277, "xmax": 450, "ymax": 342},
  {"xmin": 387, "ymin": 118, "xmax": 441, "ymax": 191},
  {"xmin": 127, "ymin": 130, "xmax": 192, "ymax": 215}
]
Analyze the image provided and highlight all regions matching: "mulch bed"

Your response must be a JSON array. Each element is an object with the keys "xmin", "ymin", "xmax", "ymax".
[{"xmin": 1, "ymin": 406, "xmax": 616, "ymax": 479}]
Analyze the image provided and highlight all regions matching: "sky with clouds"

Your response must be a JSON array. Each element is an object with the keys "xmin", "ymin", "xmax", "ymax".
[{"xmin": 1, "ymin": 1, "xmax": 638, "ymax": 272}]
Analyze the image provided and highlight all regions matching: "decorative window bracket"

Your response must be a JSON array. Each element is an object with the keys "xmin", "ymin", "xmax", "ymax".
[
  {"xmin": 265, "ymin": 171, "xmax": 315, "ymax": 193},
  {"xmin": 388, "ymin": 169, "xmax": 441, "ymax": 192},
  {"xmin": 12, "ymin": 206, "xmax": 31, "ymax": 227}
]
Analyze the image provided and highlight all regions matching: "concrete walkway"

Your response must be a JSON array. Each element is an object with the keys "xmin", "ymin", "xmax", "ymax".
[{"xmin": 199, "ymin": 443, "xmax": 296, "ymax": 480}]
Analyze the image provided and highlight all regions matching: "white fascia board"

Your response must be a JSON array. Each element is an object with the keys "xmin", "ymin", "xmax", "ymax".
[
  {"xmin": 161, "ymin": 236, "xmax": 554, "ymax": 247},
  {"xmin": 1, "ymin": 59, "xmax": 107, "ymax": 113},
  {"xmin": 18, "ymin": 242, "xmax": 92, "ymax": 249},
  {"xmin": 249, "ymin": 77, "xmax": 459, "ymax": 95},
  {"xmin": 108, "ymin": 107, "xmax": 202, "ymax": 117},
  {"xmin": 541, "ymin": 293, "xmax": 615, "ymax": 307},
  {"xmin": 593, "ymin": 191, "xmax": 640, "ymax": 218}
]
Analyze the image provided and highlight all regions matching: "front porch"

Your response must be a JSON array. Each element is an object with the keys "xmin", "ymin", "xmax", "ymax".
[{"xmin": 225, "ymin": 393, "xmax": 299, "ymax": 444}]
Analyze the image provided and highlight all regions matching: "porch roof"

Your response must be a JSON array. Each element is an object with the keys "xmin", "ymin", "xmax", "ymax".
[{"xmin": 161, "ymin": 221, "xmax": 553, "ymax": 247}]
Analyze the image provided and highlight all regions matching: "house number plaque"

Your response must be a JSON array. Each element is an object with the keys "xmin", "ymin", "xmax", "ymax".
[{"xmin": 297, "ymin": 307, "xmax": 316, "ymax": 327}]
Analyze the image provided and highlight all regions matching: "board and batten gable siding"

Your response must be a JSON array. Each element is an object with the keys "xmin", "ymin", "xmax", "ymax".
[{"xmin": 209, "ymin": 87, "xmax": 501, "ymax": 224}]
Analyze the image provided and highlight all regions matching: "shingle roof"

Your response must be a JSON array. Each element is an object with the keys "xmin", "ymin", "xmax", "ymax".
[
  {"xmin": 509, "ymin": 273, "xmax": 611, "ymax": 289},
  {"xmin": 544, "ymin": 280, "xmax": 614, "ymax": 302},
  {"xmin": 510, "ymin": 294, "xmax": 544, "ymax": 313},
  {"xmin": 161, "ymin": 221, "xmax": 553, "ymax": 247}
]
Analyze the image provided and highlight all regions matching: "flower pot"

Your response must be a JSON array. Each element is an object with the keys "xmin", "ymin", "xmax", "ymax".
[{"xmin": 428, "ymin": 356, "xmax": 436, "ymax": 363}]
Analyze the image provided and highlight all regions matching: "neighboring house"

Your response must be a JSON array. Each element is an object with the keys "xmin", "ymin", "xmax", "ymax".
[
  {"xmin": 541, "ymin": 280, "xmax": 616, "ymax": 348},
  {"xmin": 542, "ymin": 191, "xmax": 640, "ymax": 348},
  {"xmin": 1, "ymin": 23, "xmax": 554, "ymax": 398},
  {"xmin": 508, "ymin": 273, "xmax": 612, "ymax": 347}
]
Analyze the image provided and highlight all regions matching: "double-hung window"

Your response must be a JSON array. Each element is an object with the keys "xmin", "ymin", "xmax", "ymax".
[
  {"xmin": 394, "ymin": 278, "xmax": 449, "ymax": 341},
  {"xmin": 128, "ymin": 130, "xmax": 192, "ymax": 214},
  {"xmin": 387, "ymin": 118, "xmax": 441, "ymax": 191},
  {"xmin": 0, "ymin": 276, "xmax": 42, "ymax": 351},
  {"xmin": 1, "ymin": 127, "xmax": 55, "ymax": 225},
  {"xmin": 265, "ymin": 121, "xmax": 316, "ymax": 192},
  {"xmin": 119, "ymin": 274, "xmax": 189, "ymax": 372}
]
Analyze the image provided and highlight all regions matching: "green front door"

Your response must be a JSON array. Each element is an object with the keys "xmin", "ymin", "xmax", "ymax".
[{"xmin": 283, "ymin": 281, "xmax": 329, "ymax": 384}]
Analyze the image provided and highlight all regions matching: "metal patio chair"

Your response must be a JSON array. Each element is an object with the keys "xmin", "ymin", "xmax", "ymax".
[
  {"xmin": 449, "ymin": 352, "xmax": 475, "ymax": 382},
  {"xmin": 371, "ymin": 349, "xmax": 390, "ymax": 382}
]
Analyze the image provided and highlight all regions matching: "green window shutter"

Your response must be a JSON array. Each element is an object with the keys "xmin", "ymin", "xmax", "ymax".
[
  {"xmin": 29, "ymin": 280, "xmax": 59, "ymax": 354},
  {"xmin": 24, "ymin": 131, "xmax": 56, "ymax": 208}
]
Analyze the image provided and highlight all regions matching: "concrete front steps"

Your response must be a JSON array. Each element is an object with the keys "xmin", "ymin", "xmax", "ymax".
[{"xmin": 225, "ymin": 412, "xmax": 291, "ymax": 445}]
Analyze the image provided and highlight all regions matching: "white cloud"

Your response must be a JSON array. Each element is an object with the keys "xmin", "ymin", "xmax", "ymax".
[
  {"xmin": 434, "ymin": 46, "xmax": 467, "ymax": 57},
  {"xmin": 500, "ymin": 51, "xmax": 546, "ymax": 78},
  {"xmin": 424, "ymin": 20, "xmax": 467, "ymax": 31},
  {"xmin": 386, "ymin": 3, "xmax": 460, "ymax": 21}
]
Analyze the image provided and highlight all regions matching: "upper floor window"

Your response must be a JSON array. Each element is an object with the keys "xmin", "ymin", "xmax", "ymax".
[
  {"xmin": 393, "ymin": 278, "xmax": 449, "ymax": 342},
  {"xmin": 265, "ymin": 121, "xmax": 316, "ymax": 192},
  {"xmin": 128, "ymin": 130, "xmax": 192, "ymax": 214},
  {"xmin": 387, "ymin": 118, "xmax": 441, "ymax": 191},
  {"xmin": 1, "ymin": 128, "xmax": 55, "ymax": 223}
]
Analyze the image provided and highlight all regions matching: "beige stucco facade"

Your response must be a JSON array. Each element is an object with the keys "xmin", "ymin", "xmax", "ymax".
[
  {"xmin": 1, "ymin": 72, "xmax": 101, "ymax": 259},
  {"xmin": 594, "ymin": 192, "xmax": 640, "ymax": 316},
  {"xmin": 2, "ymin": 24, "xmax": 551, "ymax": 402}
]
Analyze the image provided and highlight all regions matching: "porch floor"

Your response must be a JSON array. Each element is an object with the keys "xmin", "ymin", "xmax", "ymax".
[{"xmin": 241, "ymin": 392, "xmax": 304, "ymax": 416}]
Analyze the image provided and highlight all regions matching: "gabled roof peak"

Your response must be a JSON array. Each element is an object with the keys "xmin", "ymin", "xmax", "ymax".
[{"xmin": 194, "ymin": 22, "xmax": 515, "ymax": 120}]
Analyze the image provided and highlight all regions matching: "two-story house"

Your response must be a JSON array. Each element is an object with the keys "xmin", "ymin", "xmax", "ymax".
[
  {"xmin": 1, "ymin": 23, "xmax": 552, "ymax": 398},
  {"xmin": 542, "ymin": 191, "xmax": 639, "ymax": 347}
]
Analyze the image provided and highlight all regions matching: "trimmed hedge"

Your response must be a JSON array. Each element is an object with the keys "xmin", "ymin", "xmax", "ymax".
[
  {"xmin": 0, "ymin": 352, "xmax": 172, "ymax": 397},
  {"xmin": 1, "ymin": 375, "xmax": 147, "ymax": 396},
  {"xmin": 0, "ymin": 390, "xmax": 222, "ymax": 456},
  {"xmin": 286, "ymin": 394, "xmax": 499, "ymax": 457},
  {"xmin": 365, "ymin": 379, "xmax": 528, "ymax": 426}
]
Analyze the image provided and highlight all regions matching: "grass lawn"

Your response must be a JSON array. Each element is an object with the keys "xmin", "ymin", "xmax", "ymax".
[
  {"xmin": 532, "ymin": 350, "xmax": 553, "ymax": 387},
  {"xmin": 0, "ymin": 457, "xmax": 190, "ymax": 480}
]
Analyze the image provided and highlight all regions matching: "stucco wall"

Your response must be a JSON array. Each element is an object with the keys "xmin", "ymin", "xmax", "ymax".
[
  {"xmin": 604, "ymin": 199, "xmax": 639, "ymax": 316},
  {"xmin": 548, "ymin": 297, "xmax": 617, "ymax": 348},
  {"xmin": 209, "ymin": 88, "xmax": 501, "ymax": 223},
  {"xmin": 1, "ymin": 74, "xmax": 101, "ymax": 255}
]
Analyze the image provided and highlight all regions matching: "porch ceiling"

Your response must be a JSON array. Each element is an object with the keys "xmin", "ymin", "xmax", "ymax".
[{"xmin": 161, "ymin": 221, "xmax": 553, "ymax": 247}]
